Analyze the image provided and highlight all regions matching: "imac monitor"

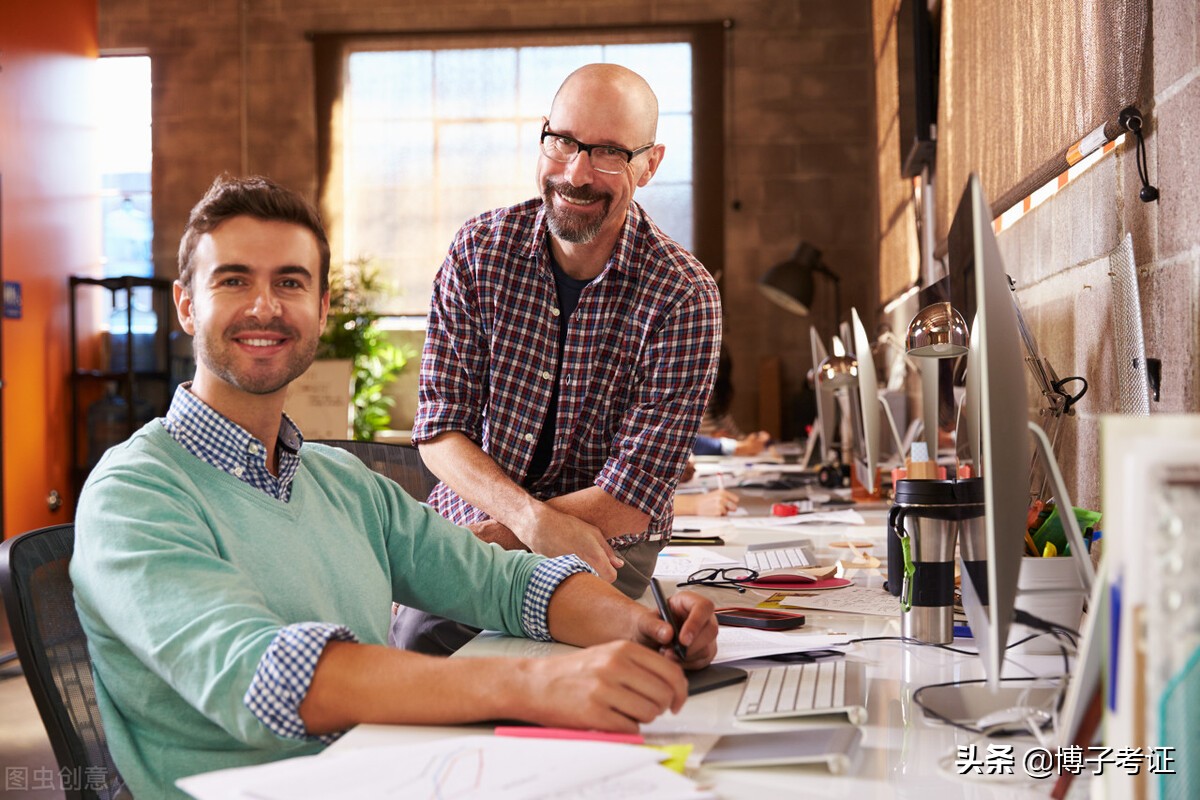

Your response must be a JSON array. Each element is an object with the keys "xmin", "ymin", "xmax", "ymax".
[
  {"xmin": 807, "ymin": 327, "xmax": 837, "ymax": 466},
  {"xmin": 919, "ymin": 176, "xmax": 1100, "ymax": 733},
  {"xmin": 850, "ymin": 308, "xmax": 881, "ymax": 491},
  {"xmin": 953, "ymin": 174, "xmax": 1032, "ymax": 690}
]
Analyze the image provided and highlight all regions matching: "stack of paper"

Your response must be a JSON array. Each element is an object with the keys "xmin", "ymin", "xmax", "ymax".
[{"xmin": 178, "ymin": 736, "xmax": 707, "ymax": 800}]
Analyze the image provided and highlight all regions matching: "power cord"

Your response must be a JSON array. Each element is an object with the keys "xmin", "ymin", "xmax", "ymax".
[{"xmin": 846, "ymin": 622, "xmax": 1079, "ymax": 736}]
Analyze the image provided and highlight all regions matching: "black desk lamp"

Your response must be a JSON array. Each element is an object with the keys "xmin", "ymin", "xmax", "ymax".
[{"xmin": 758, "ymin": 242, "xmax": 842, "ymax": 318}]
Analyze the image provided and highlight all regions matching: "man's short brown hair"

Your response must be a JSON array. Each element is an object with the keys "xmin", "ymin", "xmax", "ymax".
[{"xmin": 177, "ymin": 174, "xmax": 330, "ymax": 293}]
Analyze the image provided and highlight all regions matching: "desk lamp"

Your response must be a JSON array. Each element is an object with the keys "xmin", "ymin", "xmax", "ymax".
[
  {"xmin": 815, "ymin": 353, "xmax": 858, "ymax": 478},
  {"xmin": 758, "ymin": 242, "xmax": 842, "ymax": 318},
  {"xmin": 760, "ymin": 243, "xmax": 841, "ymax": 467},
  {"xmin": 906, "ymin": 301, "xmax": 968, "ymax": 357},
  {"xmin": 905, "ymin": 301, "xmax": 969, "ymax": 458},
  {"xmin": 816, "ymin": 354, "xmax": 858, "ymax": 388}
]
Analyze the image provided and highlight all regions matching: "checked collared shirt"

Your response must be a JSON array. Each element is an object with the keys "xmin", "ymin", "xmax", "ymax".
[{"xmin": 414, "ymin": 198, "xmax": 722, "ymax": 546}]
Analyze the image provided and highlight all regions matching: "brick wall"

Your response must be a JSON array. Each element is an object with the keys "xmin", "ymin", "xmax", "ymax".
[
  {"xmin": 987, "ymin": 0, "xmax": 1200, "ymax": 509},
  {"xmin": 98, "ymin": 0, "xmax": 878, "ymax": 435}
]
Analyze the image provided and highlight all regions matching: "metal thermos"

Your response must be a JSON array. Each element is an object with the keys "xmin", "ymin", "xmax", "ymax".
[{"xmin": 887, "ymin": 478, "xmax": 985, "ymax": 644}]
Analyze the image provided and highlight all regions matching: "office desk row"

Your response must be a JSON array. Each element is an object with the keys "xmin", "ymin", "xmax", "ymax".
[{"xmin": 331, "ymin": 488, "xmax": 1086, "ymax": 799}]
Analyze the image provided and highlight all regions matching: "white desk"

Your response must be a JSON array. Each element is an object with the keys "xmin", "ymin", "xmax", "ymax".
[{"xmin": 331, "ymin": 506, "xmax": 1082, "ymax": 798}]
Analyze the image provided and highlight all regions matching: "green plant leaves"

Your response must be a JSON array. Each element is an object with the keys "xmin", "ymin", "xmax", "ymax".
[{"xmin": 318, "ymin": 258, "xmax": 413, "ymax": 440}]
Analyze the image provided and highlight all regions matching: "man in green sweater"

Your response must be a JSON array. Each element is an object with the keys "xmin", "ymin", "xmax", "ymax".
[{"xmin": 71, "ymin": 174, "xmax": 718, "ymax": 799}]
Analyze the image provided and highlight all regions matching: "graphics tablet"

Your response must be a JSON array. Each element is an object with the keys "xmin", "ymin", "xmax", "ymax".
[{"xmin": 685, "ymin": 664, "xmax": 748, "ymax": 695}]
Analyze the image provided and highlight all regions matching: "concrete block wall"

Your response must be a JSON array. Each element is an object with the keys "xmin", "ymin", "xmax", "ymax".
[
  {"xmin": 992, "ymin": 0, "xmax": 1200, "ymax": 510},
  {"xmin": 99, "ymin": 0, "xmax": 878, "ymax": 435}
]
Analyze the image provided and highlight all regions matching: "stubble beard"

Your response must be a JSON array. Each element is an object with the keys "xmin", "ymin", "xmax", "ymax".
[{"xmin": 193, "ymin": 319, "xmax": 318, "ymax": 396}]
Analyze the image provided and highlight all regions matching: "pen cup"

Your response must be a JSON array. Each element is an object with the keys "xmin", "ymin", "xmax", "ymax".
[{"xmin": 1009, "ymin": 556, "xmax": 1086, "ymax": 654}]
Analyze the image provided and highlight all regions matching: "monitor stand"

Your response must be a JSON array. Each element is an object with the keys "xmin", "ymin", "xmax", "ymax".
[{"xmin": 917, "ymin": 682, "xmax": 1061, "ymax": 726}]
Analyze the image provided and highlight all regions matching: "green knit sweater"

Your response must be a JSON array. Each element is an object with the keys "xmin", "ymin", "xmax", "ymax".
[{"xmin": 71, "ymin": 423, "xmax": 547, "ymax": 798}]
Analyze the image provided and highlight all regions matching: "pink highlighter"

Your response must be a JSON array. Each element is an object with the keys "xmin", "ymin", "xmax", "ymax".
[{"xmin": 493, "ymin": 726, "xmax": 645, "ymax": 745}]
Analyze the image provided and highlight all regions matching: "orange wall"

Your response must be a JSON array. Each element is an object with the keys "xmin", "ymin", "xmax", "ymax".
[{"xmin": 0, "ymin": 0, "xmax": 100, "ymax": 537}]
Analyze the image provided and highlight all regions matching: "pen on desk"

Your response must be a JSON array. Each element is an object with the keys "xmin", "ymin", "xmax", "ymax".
[
  {"xmin": 716, "ymin": 472, "xmax": 725, "ymax": 491},
  {"xmin": 649, "ymin": 577, "xmax": 687, "ymax": 662}
]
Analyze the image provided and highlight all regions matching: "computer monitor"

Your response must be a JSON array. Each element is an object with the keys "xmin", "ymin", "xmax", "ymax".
[
  {"xmin": 954, "ymin": 173, "xmax": 1032, "ymax": 689},
  {"xmin": 806, "ymin": 327, "xmax": 836, "ymax": 467},
  {"xmin": 850, "ymin": 308, "xmax": 881, "ymax": 491},
  {"xmin": 910, "ymin": 174, "xmax": 1035, "ymax": 727},
  {"xmin": 920, "ymin": 175, "xmax": 1100, "ymax": 733}
]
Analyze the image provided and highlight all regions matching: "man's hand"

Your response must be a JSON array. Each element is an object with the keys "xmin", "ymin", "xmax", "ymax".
[
  {"xmin": 734, "ymin": 431, "xmax": 772, "ymax": 456},
  {"xmin": 518, "ymin": 505, "xmax": 623, "ymax": 582},
  {"xmin": 516, "ymin": 641, "xmax": 687, "ymax": 732},
  {"xmin": 693, "ymin": 489, "xmax": 739, "ymax": 517},
  {"xmin": 466, "ymin": 519, "xmax": 528, "ymax": 551},
  {"xmin": 636, "ymin": 590, "xmax": 718, "ymax": 670}
]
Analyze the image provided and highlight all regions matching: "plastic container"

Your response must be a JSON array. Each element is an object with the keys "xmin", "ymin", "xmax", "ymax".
[
  {"xmin": 1010, "ymin": 556, "xmax": 1087, "ymax": 654},
  {"xmin": 86, "ymin": 383, "xmax": 154, "ymax": 469},
  {"xmin": 108, "ymin": 291, "xmax": 159, "ymax": 373}
]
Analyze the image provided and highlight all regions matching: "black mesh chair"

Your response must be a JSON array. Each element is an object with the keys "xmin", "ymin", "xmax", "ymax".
[
  {"xmin": 0, "ymin": 524, "xmax": 127, "ymax": 799},
  {"xmin": 311, "ymin": 439, "xmax": 440, "ymax": 503}
]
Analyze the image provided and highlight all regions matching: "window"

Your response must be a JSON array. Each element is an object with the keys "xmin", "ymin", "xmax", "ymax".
[
  {"xmin": 316, "ymin": 28, "xmax": 724, "ymax": 316},
  {"xmin": 96, "ymin": 55, "xmax": 153, "ymax": 279}
]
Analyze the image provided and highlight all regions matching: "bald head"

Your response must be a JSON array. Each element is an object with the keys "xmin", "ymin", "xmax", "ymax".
[{"xmin": 550, "ymin": 64, "xmax": 660, "ymax": 143}]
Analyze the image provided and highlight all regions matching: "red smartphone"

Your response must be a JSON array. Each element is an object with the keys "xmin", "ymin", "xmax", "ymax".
[{"xmin": 715, "ymin": 607, "xmax": 807, "ymax": 631}]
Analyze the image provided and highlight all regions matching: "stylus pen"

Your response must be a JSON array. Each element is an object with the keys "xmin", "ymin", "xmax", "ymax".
[{"xmin": 649, "ymin": 577, "xmax": 688, "ymax": 662}]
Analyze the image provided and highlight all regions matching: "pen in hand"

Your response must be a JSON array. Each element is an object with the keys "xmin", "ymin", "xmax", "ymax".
[{"xmin": 649, "ymin": 577, "xmax": 687, "ymax": 662}]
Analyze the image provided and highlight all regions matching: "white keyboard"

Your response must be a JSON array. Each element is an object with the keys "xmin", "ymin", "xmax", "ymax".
[
  {"xmin": 735, "ymin": 660, "xmax": 868, "ymax": 725},
  {"xmin": 744, "ymin": 539, "xmax": 815, "ymax": 571}
]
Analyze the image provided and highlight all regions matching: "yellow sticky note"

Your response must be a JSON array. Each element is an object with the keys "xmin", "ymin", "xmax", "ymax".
[{"xmin": 645, "ymin": 743, "xmax": 693, "ymax": 774}]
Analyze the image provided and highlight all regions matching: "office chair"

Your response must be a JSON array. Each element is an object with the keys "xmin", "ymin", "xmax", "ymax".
[
  {"xmin": 0, "ymin": 524, "xmax": 128, "ymax": 800},
  {"xmin": 311, "ymin": 439, "xmax": 440, "ymax": 503}
]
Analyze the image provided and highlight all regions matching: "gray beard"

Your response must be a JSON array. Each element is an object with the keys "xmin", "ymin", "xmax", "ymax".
[{"xmin": 543, "ymin": 182, "xmax": 610, "ymax": 244}]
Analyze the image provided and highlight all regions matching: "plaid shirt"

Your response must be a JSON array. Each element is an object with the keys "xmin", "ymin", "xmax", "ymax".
[{"xmin": 414, "ymin": 198, "xmax": 722, "ymax": 546}]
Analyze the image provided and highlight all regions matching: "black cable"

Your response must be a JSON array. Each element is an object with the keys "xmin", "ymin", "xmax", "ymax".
[
  {"xmin": 1052, "ymin": 375, "xmax": 1088, "ymax": 414},
  {"xmin": 854, "ymin": 623, "xmax": 1078, "ymax": 731},
  {"xmin": 847, "ymin": 634, "xmax": 980, "ymax": 656},
  {"xmin": 912, "ymin": 676, "xmax": 1065, "ymax": 735},
  {"xmin": 1119, "ymin": 106, "xmax": 1159, "ymax": 203},
  {"xmin": 1014, "ymin": 608, "xmax": 1079, "ymax": 641}
]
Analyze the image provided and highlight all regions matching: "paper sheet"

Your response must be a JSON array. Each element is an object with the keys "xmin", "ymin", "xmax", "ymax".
[
  {"xmin": 731, "ymin": 509, "xmax": 865, "ymax": 527},
  {"xmin": 178, "ymin": 736, "xmax": 705, "ymax": 800},
  {"xmin": 778, "ymin": 586, "xmax": 902, "ymax": 617},
  {"xmin": 709, "ymin": 626, "xmax": 855, "ymax": 664},
  {"xmin": 670, "ymin": 515, "xmax": 737, "ymax": 531},
  {"xmin": 653, "ymin": 547, "xmax": 738, "ymax": 578}
]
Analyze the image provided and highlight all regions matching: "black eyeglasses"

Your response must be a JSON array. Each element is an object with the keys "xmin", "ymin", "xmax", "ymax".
[
  {"xmin": 539, "ymin": 120, "xmax": 655, "ymax": 175},
  {"xmin": 677, "ymin": 567, "xmax": 759, "ymax": 593}
]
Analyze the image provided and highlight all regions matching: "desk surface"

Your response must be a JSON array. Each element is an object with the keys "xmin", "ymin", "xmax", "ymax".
[{"xmin": 332, "ymin": 488, "xmax": 1081, "ymax": 799}]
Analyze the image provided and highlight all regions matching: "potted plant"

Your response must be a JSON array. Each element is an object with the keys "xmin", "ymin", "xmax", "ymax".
[{"xmin": 315, "ymin": 257, "xmax": 412, "ymax": 440}]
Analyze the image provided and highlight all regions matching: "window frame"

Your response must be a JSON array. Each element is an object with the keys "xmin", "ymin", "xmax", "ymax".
[{"xmin": 311, "ymin": 23, "xmax": 725, "ymax": 316}]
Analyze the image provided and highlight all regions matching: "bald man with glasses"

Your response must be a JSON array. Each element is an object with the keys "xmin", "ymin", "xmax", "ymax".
[{"xmin": 397, "ymin": 64, "xmax": 722, "ymax": 654}]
